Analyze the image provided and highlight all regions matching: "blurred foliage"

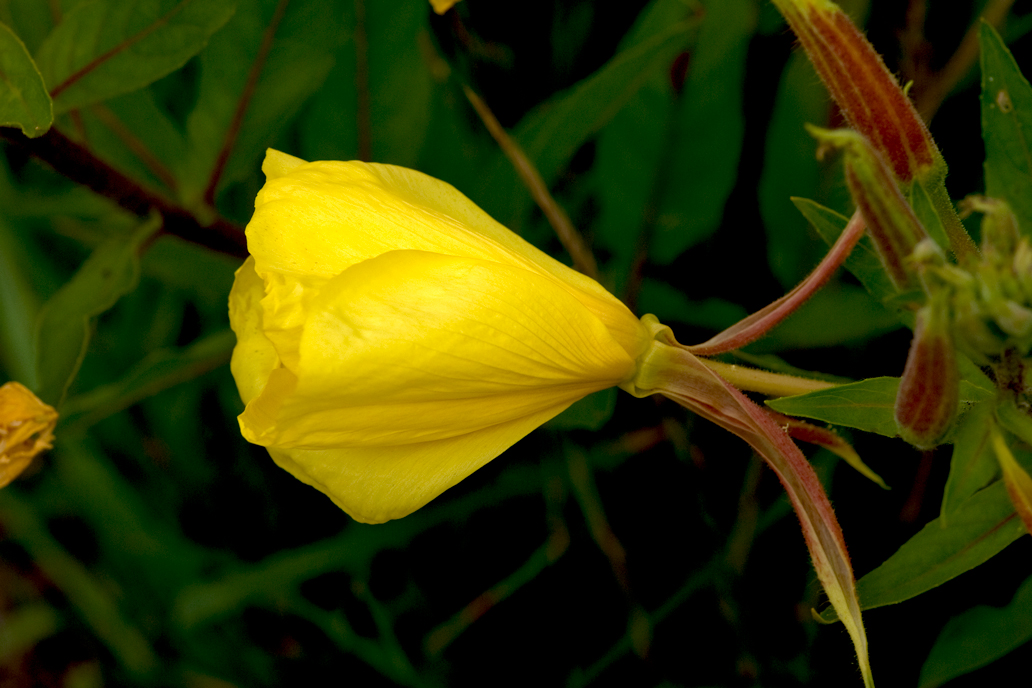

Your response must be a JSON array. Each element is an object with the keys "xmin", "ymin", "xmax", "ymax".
[{"xmin": 0, "ymin": 0, "xmax": 1031, "ymax": 686}]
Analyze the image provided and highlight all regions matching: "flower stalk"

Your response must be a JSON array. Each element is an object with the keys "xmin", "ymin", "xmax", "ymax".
[{"xmin": 624, "ymin": 317, "xmax": 874, "ymax": 688}]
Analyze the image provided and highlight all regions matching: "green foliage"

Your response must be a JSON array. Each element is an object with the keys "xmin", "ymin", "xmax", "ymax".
[
  {"xmin": 33, "ymin": 217, "xmax": 160, "ymax": 407},
  {"xmin": 980, "ymin": 21, "xmax": 1032, "ymax": 236},
  {"xmin": 0, "ymin": 1, "xmax": 1030, "ymax": 686},
  {"xmin": 0, "ymin": 21, "xmax": 51, "ymax": 137},
  {"xmin": 36, "ymin": 0, "xmax": 236, "ymax": 115},
  {"xmin": 919, "ymin": 573, "xmax": 1032, "ymax": 687},
  {"xmin": 819, "ymin": 480, "xmax": 1026, "ymax": 622}
]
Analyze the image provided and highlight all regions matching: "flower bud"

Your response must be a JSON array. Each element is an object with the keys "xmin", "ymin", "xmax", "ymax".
[
  {"xmin": 894, "ymin": 297, "xmax": 960, "ymax": 449},
  {"xmin": 0, "ymin": 381, "xmax": 57, "ymax": 488},
  {"xmin": 773, "ymin": 0, "xmax": 944, "ymax": 185},
  {"xmin": 1014, "ymin": 238, "xmax": 1032, "ymax": 304},
  {"xmin": 808, "ymin": 126, "xmax": 929, "ymax": 289},
  {"xmin": 961, "ymin": 195, "xmax": 1019, "ymax": 261}
]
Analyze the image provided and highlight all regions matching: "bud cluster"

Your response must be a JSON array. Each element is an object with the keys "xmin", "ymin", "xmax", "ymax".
[{"xmin": 927, "ymin": 198, "xmax": 1032, "ymax": 365}]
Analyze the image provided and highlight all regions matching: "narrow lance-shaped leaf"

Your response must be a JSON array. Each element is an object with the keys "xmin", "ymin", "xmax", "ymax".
[
  {"xmin": 0, "ymin": 21, "xmax": 52, "ymax": 137},
  {"xmin": 979, "ymin": 21, "xmax": 1032, "ymax": 235},
  {"xmin": 35, "ymin": 0, "xmax": 237, "ymax": 114},
  {"xmin": 475, "ymin": 14, "xmax": 696, "ymax": 227},
  {"xmin": 941, "ymin": 401, "xmax": 1000, "ymax": 523},
  {"xmin": 180, "ymin": 0, "xmax": 342, "ymax": 203},
  {"xmin": 918, "ymin": 573, "xmax": 1032, "ymax": 688},
  {"xmin": 649, "ymin": 0, "xmax": 752, "ymax": 263},
  {"xmin": 768, "ymin": 376, "xmax": 992, "ymax": 438},
  {"xmin": 819, "ymin": 480, "xmax": 1025, "ymax": 622},
  {"xmin": 34, "ymin": 217, "xmax": 161, "ymax": 407}
]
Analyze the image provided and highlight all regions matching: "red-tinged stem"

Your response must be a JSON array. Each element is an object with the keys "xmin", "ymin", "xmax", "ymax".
[
  {"xmin": 1, "ymin": 127, "xmax": 247, "ymax": 258},
  {"xmin": 629, "ymin": 339, "xmax": 873, "ymax": 687},
  {"xmin": 687, "ymin": 209, "xmax": 866, "ymax": 356},
  {"xmin": 50, "ymin": 0, "xmax": 194, "ymax": 100},
  {"xmin": 203, "ymin": 0, "xmax": 290, "ymax": 205},
  {"xmin": 772, "ymin": 410, "xmax": 889, "ymax": 489}
]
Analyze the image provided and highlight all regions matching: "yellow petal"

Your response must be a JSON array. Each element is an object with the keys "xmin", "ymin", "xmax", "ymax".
[
  {"xmin": 228, "ymin": 257, "xmax": 280, "ymax": 405},
  {"xmin": 0, "ymin": 381, "xmax": 57, "ymax": 488},
  {"xmin": 247, "ymin": 152, "xmax": 647, "ymax": 360},
  {"xmin": 239, "ymin": 250, "xmax": 634, "ymax": 450},
  {"xmin": 429, "ymin": 0, "xmax": 461, "ymax": 14},
  {"xmin": 267, "ymin": 405, "xmax": 559, "ymax": 524}
]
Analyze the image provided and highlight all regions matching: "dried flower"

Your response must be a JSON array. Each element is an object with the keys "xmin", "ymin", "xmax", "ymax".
[{"xmin": 0, "ymin": 381, "xmax": 57, "ymax": 488}]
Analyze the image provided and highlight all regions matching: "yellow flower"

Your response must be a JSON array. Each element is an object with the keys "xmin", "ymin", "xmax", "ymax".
[
  {"xmin": 230, "ymin": 150, "xmax": 650, "ymax": 524},
  {"xmin": 0, "ymin": 381, "xmax": 57, "ymax": 488}
]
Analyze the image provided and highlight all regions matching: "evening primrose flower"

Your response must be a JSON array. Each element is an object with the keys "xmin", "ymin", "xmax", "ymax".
[
  {"xmin": 232, "ymin": 150, "xmax": 872, "ymax": 684},
  {"xmin": 230, "ymin": 150, "xmax": 650, "ymax": 525}
]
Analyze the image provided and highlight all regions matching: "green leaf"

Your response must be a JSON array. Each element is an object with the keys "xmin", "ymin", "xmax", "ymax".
[
  {"xmin": 0, "ymin": 20, "xmax": 52, "ymax": 136},
  {"xmin": 750, "ymin": 282, "xmax": 901, "ymax": 351},
  {"xmin": 76, "ymin": 89, "xmax": 187, "ymax": 193},
  {"xmin": 0, "ymin": 218, "xmax": 41, "ymax": 383},
  {"xmin": 792, "ymin": 197, "xmax": 902, "ymax": 307},
  {"xmin": 301, "ymin": 0, "xmax": 435, "ymax": 169},
  {"xmin": 941, "ymin": 402, "xmax": 999, "ymax": 523},
  {"xmin": 767, "ymin": 377, "xmax": 901, "ymax": 437},
  {"xmin": 650, "ymin": 0, "xmax": 754, "ymax": 263},
  {"xmin": 33, "ymin": 217, "xmax": 160, "ymax": 407},
  {"xmin": 475, "ymin": 10, "xmax": 696, "ymax": 228},
  {"xmin": 979, "ymin": 22, "xmax": 1032, "ymax": 234},
  {"xmin": 0, "ymin": 0, "xmax": 56, "ymax": 55},
  {"xmin": 766, "ymin": 376, "xmax": 993, "ymax": 438},
  {"xmin": 759, "ymin": 52, "xmax": 830, "ymax": 286},
  {"xmin": 996, "ymin": 397, "xmax": 1032, "ymax": 446},
  {"xmin": 35, "ymin": 0, "xmax": 236, "ymax": 115},
  {"xmin": 819, "ymin": 480, "xmax": 1026, "ymax": 622},
  {"xmin": 911, "ymin": 180, "xmax": 952, "ymax": 252},
  {"xmin": 918, "ymin": 574, "xmax": 1032, "ymax": 688},
  {"xmin": 180, "ymin": 0, "xmax": 342, "ymax": 203},
  {"xmin": 61, "ymin": 329, "xmax": 235, "ymax": 431}
]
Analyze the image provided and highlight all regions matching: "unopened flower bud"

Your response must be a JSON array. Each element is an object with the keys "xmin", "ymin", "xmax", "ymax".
[
  {"xmin": 809, "ymin": 126, "xmax": 929, "ymax": 289},
  {"xmin": 960, "ymin": 195, "xmax": 1019, "ymax": 260},
  {"xmin": 894, "ymin": 297, "xmax": 959, "ymax": 450},
  {"xmin": 0, "ymin": 381, "xmax": 57, "ymax": 488},
  {"xmin": 773, "ymin": 0, "xmax": 944, "ymax": 185},
  {"xmin": 1013, "ymin": 238, "xmax": 1032, "ymax": 303}
]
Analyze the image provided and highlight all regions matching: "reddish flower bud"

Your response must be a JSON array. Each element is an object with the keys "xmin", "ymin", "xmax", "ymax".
[
  {"xmin": 809, "ymin": 126, "xmax": 929, "ymax": 289},
  {"xmin": 894, "ymin": 297, "xmax": 960, "ymax": 450},
  {"xmin": 773, "ymin": 0, "xmax": 944, "ymax": 186}
]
